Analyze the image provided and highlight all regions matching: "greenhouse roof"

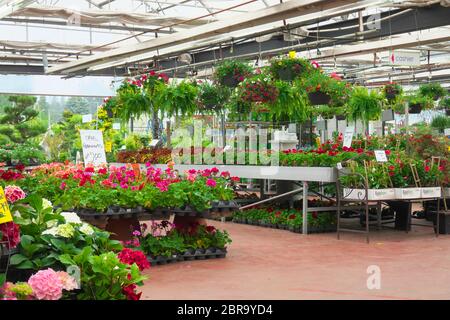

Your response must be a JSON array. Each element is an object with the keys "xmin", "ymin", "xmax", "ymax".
[{"xmin": 0, "ymin": 0, "xmax": 449, "ymax": 88}]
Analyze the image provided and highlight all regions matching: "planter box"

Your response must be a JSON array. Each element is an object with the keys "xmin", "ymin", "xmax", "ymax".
[
  {"xmin": 394, "ymin": 188, "xmax": 421, "ymax": 199},
  {"xmin": 421, "ymin": 187, "xmax": 441, "ymax": 198},
  {"xmin": 342, "ymin": 188, "xmax": 396, "ymax": 201}
]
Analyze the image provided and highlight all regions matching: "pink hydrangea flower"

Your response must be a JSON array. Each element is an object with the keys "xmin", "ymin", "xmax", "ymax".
[
  {"xmin": 4, "ymin": 185, "xmax": 25, "ymax": 203},
  {"xmin": 56, "ymin": 271, "xmax": 78, "ymax": 291},
  {"xmin": 28, "ymin": 268, "xmax": 64, "ymax": 300}
]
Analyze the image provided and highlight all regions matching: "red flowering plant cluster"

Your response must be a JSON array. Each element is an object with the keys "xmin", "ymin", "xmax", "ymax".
[
  {"xmin": 14, "ymin": 162, "xmax": 236, "ymax": 213},
  {"xmin": 236, "ymin": 74, "xmax": 279, "ymax": 107},
  {"xmin": 118, "ymin": 248, "xmax": 150, "ymax": 272}
]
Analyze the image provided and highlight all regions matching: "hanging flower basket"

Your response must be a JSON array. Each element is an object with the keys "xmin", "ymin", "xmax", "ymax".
[
  {"xmin": 238, "ymin": 76, "xmax": 279, "ymax": 105},
  {"xmin": 408, "ymin": 103, "xmax": 422, "ymax": 114},
  {"xmin": 221, "ymin": 74, "xmax": 240, "ymax": 88},
  {"xmin": 251, "ymin": 103, "xmax": 270, "ymax": 113},
  {"xmin": 276, "ymin": 67, "xmax": 295, "ymax": 81},
  {"xmin": 308, "ymin": 91, "xmax": 331, "ymax": 105},
  {"xmin": 383, "ymin": 83, "xmax": 402, "ymax": 101}
]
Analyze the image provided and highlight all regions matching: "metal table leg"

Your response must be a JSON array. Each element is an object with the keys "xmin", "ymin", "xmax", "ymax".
[{"xmin": 303, "ymin": 181, "xmax": 308, "ymax": 235}]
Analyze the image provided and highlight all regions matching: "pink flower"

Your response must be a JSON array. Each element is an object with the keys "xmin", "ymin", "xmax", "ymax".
[
  {"xmin": 120, "ymin": 181, "xmax": 129, "ymax": 189},
  {"xmin": 188, "ymin": 169, "xmax": 197, "ymax": 174},
  {"xmin": 28, "ymin": 269, "xmax": 64, "ymax": 300},
  {"xmin": 56, "ymin": 271, "xmax": 78, "ymax": 291},
  {"xmin": 4, "ymin": 185, "xmax": 25, "ymax": 203},
  {"xmin": 211, "ymin": 167, "xmax": 219, "ymax": 174},
  {"xmin": 59, "ymin": 182, "xmax": 66, "ymax": 190},
  {"xmin": 206, "ymin": 179, "xmax": 217, "ymax": 187},
  {"xmin": 231, "ymin": 176, "xmax": 240, "ymax": 182},
  {"xmin": 0, "ymin": 222, "xmax": 20, "ymax": 249},
  {"xmin": 220, "ymin": 171, "xmax": 230, "ymax": 178}
]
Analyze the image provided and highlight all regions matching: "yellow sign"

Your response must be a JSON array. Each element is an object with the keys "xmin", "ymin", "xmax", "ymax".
[
  {"xmin": 288, "ymin": 51, "xmax": 297, "ymax": 59},
  {"xmin": 315, "ymin": 137, "xmax": 321, "ymax": 147},
  {"xmin": 105, "ymin": 141, "xmax": 112, "ymax": 153},
  {"xmin": 0, "ymin": 186, "xmax": 13, "ymax": 224}
]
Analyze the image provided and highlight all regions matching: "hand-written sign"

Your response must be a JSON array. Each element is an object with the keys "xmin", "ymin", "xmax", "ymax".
[
  {"xmin": 343, "ymin": 126, "xmax": 354, "ymax": 148},
  {"xmin": 0, "ymin": 186, "xmax": 13, "ymax": 225},
  {"xmin": 79, "ymin": 130, "xmax": 107, "ymax": 166},
  {"xmin": 374, "ymin": 150, "xmax": 388, "ymax": 162}
]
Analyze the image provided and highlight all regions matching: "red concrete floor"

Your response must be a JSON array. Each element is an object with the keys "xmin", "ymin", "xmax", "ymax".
[{"xmin": 140, "ymin": 219, "xmax": 450, "ymax": 300}]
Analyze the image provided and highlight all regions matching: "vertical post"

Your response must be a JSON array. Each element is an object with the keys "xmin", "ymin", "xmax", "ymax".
[
  {"xmin": 166, "ymin": 120, "xmax": 171, "ymax": 147},
  {"xmin": 302, "ymin": 181, "xmax": 308, "ymax": 234}
]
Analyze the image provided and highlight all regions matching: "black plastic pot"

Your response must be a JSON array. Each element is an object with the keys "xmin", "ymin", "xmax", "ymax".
[
  {"xmin": 106, "ymin": 109, "xmax": 114, "ymax": 118},
  {"xmin": 385, "ymin": 92, "xmax": 397, "ymax": 101},
  {"xmin": 432, "ymin": 212, "xmax": 450, "ymax": 234},
  {"xmin": 408, "ymin": 103, "xmax": 422, "ymax": 114},
  {"xmin": 336, "ymin": 114, "xmax": 346, "ymax": 120},
  {"xmin": 277, "ymin": 67, "xmax": 294, "ymax": 81},
  {"xmin": 308, "ymin": 91, "xmax": 331, "ymax": 105},
  {"xmin": 221, "ymin": 74, "xmax": 239, "ymax": 88}
]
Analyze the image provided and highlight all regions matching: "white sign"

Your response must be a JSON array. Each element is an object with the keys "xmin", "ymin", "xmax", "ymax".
[
  {"xmin": 79, "ymin": 130, "xmax": 107, "ymax": 166},
  {"xmin": 149, "ymin": 139, "xmax": 161, "ymax": 148},
  {"xmin": 374, "ymin": 150, "xmax": 388, "ymax": 162},
  {"xmin": 343, "ymin": 126, "xmax": 354, "ymax": 148},
  {"xmin": 82, "ymin": 114, "xmax": 92, "ymax": 123},
  {"xmin": 445, "ymin": 128, "xmax": 450, "ymax": 137},
  {"xmin": 391, "ymin": 50, "xmax": 420, "ymax": 66},
  {"xmin": 112, "ymin": 123, "xmax": 121, "ymax": 130}
]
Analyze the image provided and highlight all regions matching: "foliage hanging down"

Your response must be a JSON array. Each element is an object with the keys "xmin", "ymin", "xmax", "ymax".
[{"xmin": 347, "ymin": 87, "xmax": 383, "ymax": 124}]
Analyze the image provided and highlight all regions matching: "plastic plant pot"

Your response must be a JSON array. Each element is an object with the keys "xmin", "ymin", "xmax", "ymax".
[{"xmin": 308, "ymin": 91, "xmax": 331, "ymax": 105}]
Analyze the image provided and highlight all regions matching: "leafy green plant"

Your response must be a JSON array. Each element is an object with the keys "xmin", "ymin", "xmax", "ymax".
[
  {"xmin": 430, "ymin": 115, "xmax": 450, "ymax": 133},
  {"xmin": 157, "ymin": 80, "xmax": 199, "ymax": 117},
  {"xmin": 116, "ymin": 81, "xmax": 150, "ymax": 122},
  {"xmin": 214, "ymin": 60, "xmax": 253, "ymax": 86},
  {"xmin": 198, "ymin": 82, "xmax": 229, "ymax": 112},
  {"xmin": 268, "ymin": 56, "xmax": 312, "ymax": 80},
  {"xmin": 348, "ymin": 87, "xmax": 383, "ymax": 125},
  {"xmin": 419, "ymin": 83, "xmax": 446, "ymax": 100},
  {"xmin": 404, "ymin": 93, "xmax": 434, "ymax": 111}
]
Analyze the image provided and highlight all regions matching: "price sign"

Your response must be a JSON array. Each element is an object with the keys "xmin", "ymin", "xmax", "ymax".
[
  {"xmin": 315, "ymin": 137, "xmax": 321, "ymax": 147},
  {"xmin": 82, "ymin": 114, "xmax": 92, "ymax": 123},
  {"xmin": 343, "ymin": 126, "xmax": 354, "ymax": 148},
  {"xmin": 79, "ymin": 130, "xmax": 107, "ymax": 166},
  {"xmin": 0, "ymin": 186, "xmax": 13, "ymax": 225},
  {"xmin": 112, "ymin": 123, "xmax": 121, "ymax": 130},
  {"xmin": 374, "ymin": 150, "xmax": 388, "ymax": 162},
  {"xmin": 104, "ymin": 141, "xmax": 112, "ymax": 153}
]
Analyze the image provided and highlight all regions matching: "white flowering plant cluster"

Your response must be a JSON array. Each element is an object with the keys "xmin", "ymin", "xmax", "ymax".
[{"xmin": 9, "ymin": 195, "xmax": 123, "ymax": 272}]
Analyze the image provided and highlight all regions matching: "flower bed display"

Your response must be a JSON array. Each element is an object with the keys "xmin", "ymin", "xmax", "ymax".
[
  {"xmin": 12, "ymin": 163, "xmax": 236, "ymax": 215},
  {"xmin": 124, "ymin": 221, "xmax": 231, "ymax": 266},
  {"xmin": 232, "ymin": 202, "xmax": 337, "ymax": 233},
  {"xmin": 0, "ymin": 190, "xmax": 148, "ymax": 300}
]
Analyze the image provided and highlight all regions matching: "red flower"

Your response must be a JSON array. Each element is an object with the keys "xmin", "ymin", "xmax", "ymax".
[
  {"xmin": 231, "ymin": 176, "xmax": 240, "ymax": 182},
  {"xmin": 98, "ymin": 167, "xmax": 107, "ymax": 175},
  {"xmin": 206, "ymin": 226, "xmax": 216, "ymax": 234},
  {"xmin": 356, "ymin": 148, "xmax": 364, "ymax": 154},
  {"xmin": 388, "ymin": 165, "xmax": 395, "ymax": 171},
  {"xmin": 312, "ymin": 212, "xmax": 318, "ymax": 219},
  {"xmin": 275, "ymin": 211, "xmax": 282, "ymax": 217},
  {"xmin": 425, "ymin": 166, "xmax": 431, "ymax": 173},
  {"xmin": 122, "ymin": 284, "xmax": 142, "ymax": 300},
  {"xmin": 15, "ymin": 164, "xmax": 25, "ymax": 172},
  {"xmin": 0, "ymin": 222, "xmax": 20, "ymax": 249},
  {"xmin": 288, "ymin": 214, "xmax": 296, "ymax": 220},
  {"xmin": 118, "ymin": 248, "xmax": 150, "ymax": 271},
  {"xmin": 85, "ymin": 167, "xmax": 95, "ymax": 173},
  {"xmin": 385, "ymin": 150, "xmax": 391, "ymax": 156}
]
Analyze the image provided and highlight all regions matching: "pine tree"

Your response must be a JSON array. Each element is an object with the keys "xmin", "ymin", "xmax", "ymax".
[{"xmin": 0, "ymin": 96, "xmax": 47, "ymax": 143}]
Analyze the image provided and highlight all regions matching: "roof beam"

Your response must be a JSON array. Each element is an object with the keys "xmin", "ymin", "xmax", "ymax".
[
  {"xmin": 47, "ymin": 0, "xmax": 360, "ymax": 75},
  {"xmin": 0, "ymin": 0, "xmax": 34, "ymax": 19}
]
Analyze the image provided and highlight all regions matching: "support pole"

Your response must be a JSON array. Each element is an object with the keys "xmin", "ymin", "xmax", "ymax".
[{"xmin": 302, "ymin": 181, "xmax": 308, "ymax": 234}]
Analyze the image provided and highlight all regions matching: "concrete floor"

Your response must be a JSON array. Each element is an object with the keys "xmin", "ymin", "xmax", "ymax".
[{"xmin": 141, "ymin": 219, "xmax": 450, "ymax": 300}]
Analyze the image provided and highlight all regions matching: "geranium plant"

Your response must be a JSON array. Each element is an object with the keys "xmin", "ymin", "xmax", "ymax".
[{"xmin": 214, "ymin": 60, "xmax": 253, "ymax": 87}]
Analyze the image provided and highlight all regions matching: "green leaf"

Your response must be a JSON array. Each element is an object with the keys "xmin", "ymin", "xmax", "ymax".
[{"xmin": 9, "ymin": 253, "xmax": 29, "ymax": 265}]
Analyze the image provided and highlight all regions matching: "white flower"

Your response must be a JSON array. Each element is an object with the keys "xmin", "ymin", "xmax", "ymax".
[
  {"xmin": 42, "ymin": 227, "xmax": 58, "ymax": 237},
  {"xmin": 61, "ymin": 212, "xmax": 82, "ymax": 224},
  {"xmin": 79, "ymin": 223, "xmax": 94, "ymax": 236},
  {"xmin": 42, "ymin": 198, "xmax": 53, "ymax": 210},
  {"xmin": 46, "ymin": 219, "xmax": 59, "ymax": 228}
]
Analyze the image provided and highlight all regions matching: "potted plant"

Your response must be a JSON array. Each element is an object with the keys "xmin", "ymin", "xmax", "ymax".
[
  {"xmin": 438, "ymin": 96, "xmax": 450, "ymax": 116},
  {"xmin": 302, "ymin": 70, "xmax": 351, "ymax": 106},
  {"xmin": 116, "ymin": 79, "xmax": 150, "ymax": 122},
  {"xmin": 269, "ymin": 56, "xmax": 312, "ymax": 81},
  {"xmin": 416, "ymin": 160, "xmax": 443, "ymax": 198},
  {"xmin": 405, "ymin": 93, "xmax": 434, "ymax": 114},
  {"xmin": 235, "ymin": 74, "xmax": 279, "ymax": 111},
  {"xmin": 102, "ymin": 96, "xmax": 118, "ymax": 118},
  {"xmin": 214, "ymin": 60, "xmax": 253, "ymax": 88},
  {"xmin": 157, "ymin": 80, "xmax": 199, "ymax": 117},
  {"xmin": 431, "ymin": 115, "xmax": 450, "ymax": 134},
  {"xmin": 198, "ymin": 82, "xmax": 228, "ymax": 112},
  {"xmin": 382, "ymin": 83, "xmax": 403, "ymax": 101},
  {"xmin": 419, "ymin": 83, "xmax": 446, "ymax": 101},
  {"xmin": 347, "ymin": 87, "xmax": 383, "ymax": 126}
]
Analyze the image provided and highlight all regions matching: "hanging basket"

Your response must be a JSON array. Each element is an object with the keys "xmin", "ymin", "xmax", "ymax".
[
  {"xmin": 251, "ymin": 103, "xmax": 270, "ymax": 113},
  {"xmin": 308, "ymin": 91, "xmax": 331, "ymax": 105},
  {"xmin": 276, "ymin": 67, "xmax": 294, "ymax": 81},
  {"xmin": 409, "ymin": 103, "xmax": 423, "ymax": 114},
  {"xmin": 385, "ymin": 92, "xmax": 397, "ymax": 101},
  {"xmin": 221, "ymin": 74, "xmax": 239, "ymax": 88}
]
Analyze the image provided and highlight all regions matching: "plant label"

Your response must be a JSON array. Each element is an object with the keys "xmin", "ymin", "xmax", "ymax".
[
  {"xmin": 374, "ymin": 150, "xmax": 388, "ymax": 162},
  {"xmin": 343, "ymin": 126, "xmax": 354, "ymax": 148},
  {"xmin": 82, "ymin": 114, "xmax": 92, "ymax": 123},
  {"xmin": 445, "ymin": 128, "xmax": 450, "ymax": 137},
  {"xmin": 112, "ymin": 123, "xmax": 121, "ymax": 130},
  {"xmin": 104, "ymin": 141, "xmax": 112, "ymax": 153},
  {"xmin": 80, "ymin": 130, "xmax": 107, "ymax": 166},
  {"xmin": 0, "ymin": 186, "xmax": 13, "ymax": 225},
  {"xmin": 336, "ymin": 162, "xmax": 343, "ymax": 170}
]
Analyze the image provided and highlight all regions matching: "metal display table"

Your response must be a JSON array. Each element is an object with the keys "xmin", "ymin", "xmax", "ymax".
[{"xmin": 114, "ymin": 163, "xmax": 338, "ymax": 234}]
